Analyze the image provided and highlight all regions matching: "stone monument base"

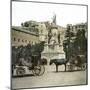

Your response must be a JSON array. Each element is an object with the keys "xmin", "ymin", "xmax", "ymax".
[{"xmin": 41, "ymin": 52, "xmax": 65, "ymax": 64}]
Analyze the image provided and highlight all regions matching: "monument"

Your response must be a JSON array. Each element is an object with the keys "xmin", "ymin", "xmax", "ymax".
[{"xmin": 39, "ymin": 14, "xmax": 65, "ymax": 64}]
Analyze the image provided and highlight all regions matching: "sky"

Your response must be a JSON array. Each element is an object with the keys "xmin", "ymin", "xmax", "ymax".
[{"xmin": 12, "ymin": 1, "xmax": 87, "ymax": 27}]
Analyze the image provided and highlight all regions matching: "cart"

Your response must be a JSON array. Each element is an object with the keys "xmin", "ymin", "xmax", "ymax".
[
  {"xmin": 13, "ymin": 55, "xmax": 45, "ymax": 76},
  {"xmin": 67, "ymin": 55, "xmax": 87, "ymax": 71}
]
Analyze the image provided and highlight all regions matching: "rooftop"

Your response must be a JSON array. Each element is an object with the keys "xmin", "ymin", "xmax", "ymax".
[{"xmin": 12, "ymin": 26, "xmax": 39, "ymax": 36}]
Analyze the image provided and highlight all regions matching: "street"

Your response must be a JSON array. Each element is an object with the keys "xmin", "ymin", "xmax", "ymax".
[{"xmin": 12, "ymin": 65, "xmax": 87, "ymax": 89}]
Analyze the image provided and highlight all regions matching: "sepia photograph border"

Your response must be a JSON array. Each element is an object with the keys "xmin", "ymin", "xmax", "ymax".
[{"xmin": 11, "ymin": 0, "xmax": 88, "ymax": 89}]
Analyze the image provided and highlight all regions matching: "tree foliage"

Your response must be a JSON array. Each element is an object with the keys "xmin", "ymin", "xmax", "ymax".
[
  {"xmin": 12, "ymin": 42, "xmax": 45, "ymax": 65},
  {"xmin": 63, "ymin": 26, "xmax": 87, "ymax": 60}
]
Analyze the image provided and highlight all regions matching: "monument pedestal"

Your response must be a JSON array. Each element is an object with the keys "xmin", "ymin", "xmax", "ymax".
[{"xmin": 41, "ymin": 43, "xmax": 65, "ymax": 64}]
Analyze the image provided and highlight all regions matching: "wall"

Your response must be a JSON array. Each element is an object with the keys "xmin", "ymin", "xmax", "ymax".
[{"xmin": 11, "ymin": 28, "xmax": 39, "ymax": 46}]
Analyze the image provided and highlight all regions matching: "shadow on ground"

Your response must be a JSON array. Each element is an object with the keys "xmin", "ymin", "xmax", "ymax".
[
  {"xmin": 12, "ymin": 74, "xmax": 34, "ymax": 78},
  {"xmin": 49, "ymin": 70, "xmax": 85, "ymax": 73}
]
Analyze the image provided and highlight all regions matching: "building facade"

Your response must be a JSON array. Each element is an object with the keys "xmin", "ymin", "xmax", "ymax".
[
  {"xmin": 66, "ymin": 23, "xmax": 87, "ymax": 35},
  {"xmin": 11, "ymin": 26, "xmax": 39, "ymax": 47}
]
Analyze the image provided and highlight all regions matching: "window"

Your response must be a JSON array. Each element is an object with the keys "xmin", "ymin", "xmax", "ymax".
[
  {"xmin": 75, "ymin": 26, "xmax": 77, "ymax": 29},
  {"xmin": 22, "ymin": 39, "xmax": 24, "ymax": 42},
  {"xmin": 32, "ymin": 41, "xmax": 33, "ymax": 45},
  {"xmin": 29, "ymin": 41, "xmax": 31, "ymax": 44},
  {"xmin": 34, "ymin": 42, "xmax": 36, "ymax": 45},
  {"xmin": 41, "ymin": 29, "xmax": 43, "ymax": 33},
  {"xmin": 14, "ymin": 37, "xmax": 16, "ymax": 41},
  {"xmin": 18, "ymin": 39, "xmax": 20, "ymax": 42},
  {"xmin": 25, "ymin": 40, "xmax": 27, "ymax": 43}
]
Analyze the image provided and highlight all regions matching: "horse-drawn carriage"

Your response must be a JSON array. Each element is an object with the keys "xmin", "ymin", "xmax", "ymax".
[
  {"xmin": 67, "ymin": 55, "xmax": 87, "ymax": 71},
  {"xmin": 49, "ymin": 54, "xmax": 87, "ymax": 72},
  {"xmin": 12, "ymin": 45, "xmax": 45, "ymax": 76},
  {"xmin": 12, "ymin": 55, "xmax": 45, "ymax": 76}
]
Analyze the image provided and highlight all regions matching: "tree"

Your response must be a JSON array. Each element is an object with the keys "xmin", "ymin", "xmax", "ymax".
[
  {"xmin": 63, "ymin": 25, "xmax": 75, "ymax": 60},
  {"xmin": 31, "ymin": 41, "xmax": 45, "ymax": 56},
  {"xmin": 12, "ymin": 42, "xmax": 45, "ymax": 66},
  {"xmin": 74, "ymin": 29, "xmax": 87, "ymax": 55}
]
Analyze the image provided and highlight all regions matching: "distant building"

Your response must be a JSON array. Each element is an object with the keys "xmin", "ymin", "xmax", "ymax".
[
  {"xmin": 66, "ymin": 23, "xmax": 87, "ymax": 37},
  {"xmin": 37, "ymin": 22, "xmax": 48, "ymax": 42},
  {"xmin": 64, "ymin": 23, "xmax": 87, "ymax": 43},
  {"xmin": 11, "ymin": 25, "xmax": 39, "ymax": 47}
]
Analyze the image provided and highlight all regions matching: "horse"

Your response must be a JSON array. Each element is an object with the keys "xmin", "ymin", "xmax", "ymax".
[{"xmin": 49, "ymin": 58, "xmax": 68, "ymax": 72}]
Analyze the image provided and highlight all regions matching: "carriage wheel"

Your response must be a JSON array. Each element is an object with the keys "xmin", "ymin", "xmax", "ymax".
[
  {"xmin": 38, "ymin": 65, "xmax": 45, "ymax": 76},
  {"xmin": 16, "ymin": 67, "xmax": 25, "ymax": 76},
  {"xmin": 32, "ymin": 65, "xmax": 41, "ymax": 76},
  {"xmin": 32, "ymin": 65, "xmax": 45, "ymax": 76},
  {"xmin": 81, "ymin": 63, "xmax": 86, "ymax": 70}
]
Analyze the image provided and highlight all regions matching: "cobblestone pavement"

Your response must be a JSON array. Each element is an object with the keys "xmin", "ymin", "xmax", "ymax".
[{"xmin": 12, "ymin": 65, "xmax": 87, "ymax": 89}]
